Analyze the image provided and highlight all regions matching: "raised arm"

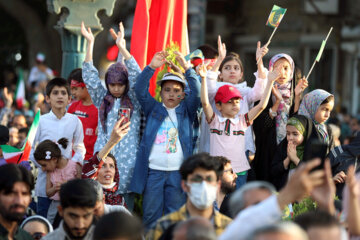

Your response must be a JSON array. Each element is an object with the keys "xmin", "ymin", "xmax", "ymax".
[
  {"xmin": 247, "ymin": 67, "xmax": 280, "ymax": 121},
  {"xmin": 81, "ymin": 21, "xmax": 95, "ymax": 63},
  {"xmin": 210, "ymin": 35, "xmax": 226, "ymax": 73},
  {"xmin": 207, "ymin": 36, "xmax": 226, "ymax": 98},
  {"xmin": 200, "ymin": 64, "xmax": 214, "ymax": 123},
  {"xmin": 293, "ymin": 76, "xmax": 309, "ymax": 113},
  {"xmin": 110, "ymin": 22, "xmax": 131, "ymax": 61}
]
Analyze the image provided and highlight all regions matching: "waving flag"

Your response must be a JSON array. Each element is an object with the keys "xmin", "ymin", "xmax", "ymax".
[
  {"xmin": 0, "ymin": 110, "xmax": 40, "ymax": 164},
  {"xmin": 266, "ymin": 5, "xmax": 287, "ymax": 28},
  {"xmin": 15, "ymin": 69, "xmax": 26, "ymax": 109}
]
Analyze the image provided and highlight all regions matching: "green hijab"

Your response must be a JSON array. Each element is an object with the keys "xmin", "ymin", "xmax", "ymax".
[{"xmin": 287, "ymin": 116, "xmax": 308, "ymax": 169}]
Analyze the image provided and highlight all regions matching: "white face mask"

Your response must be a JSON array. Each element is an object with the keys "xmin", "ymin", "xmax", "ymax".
[{"xmin": 187, "ymin": 181, "xmax": 217, "ymax": 210}]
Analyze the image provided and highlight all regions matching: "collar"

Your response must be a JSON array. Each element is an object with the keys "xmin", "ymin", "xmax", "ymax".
[
  {"xmin": 218, "ymin": 115, "xmax": 239, "ymax": 124},
  {"xmin": 162, "ymin": 103, "xmax": 180, "ymax": 111},
  {"xmin": 49, "ymin": 110, "xmax": 66, "ymax": 120}
]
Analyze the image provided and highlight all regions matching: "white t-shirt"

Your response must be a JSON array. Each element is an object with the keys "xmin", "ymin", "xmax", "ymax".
[{"xmin": 148, "ymin": 105, "xmax": 184, "ymax": 171}]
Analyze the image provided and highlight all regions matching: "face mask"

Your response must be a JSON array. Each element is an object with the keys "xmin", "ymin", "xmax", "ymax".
[{"xmin": 187, "ymin": 181, "xmax": 217, "ymax": 210}]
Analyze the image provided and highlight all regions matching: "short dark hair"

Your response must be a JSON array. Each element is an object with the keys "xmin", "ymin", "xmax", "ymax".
[
  {"xmin": 45, "ymin": 77, "xmax": 70, "ymax": 97},
  {"xmin": 180, "ymin": 153, "xmax": 224, "ymax": 181},
  {"xmin": 294, "ymin": 210, "xmax": 340, "ymax": 230},
  {"xmin": 18, "ymin": 127, "xmax": 29, "ymax": 135},
  {"xmin": 93, "ymin": 212, "xmax": 143, "ymax": 240},
  {"xmin": 60, "ymin": 179, "xmax": 97, "ymax": 209},
  {"xmin": 213, "ymin": 156, "xmax": 231, "ymax": 168},
  {"xmin": 67, "ymin": 68, "xmax": 83, "ymax": 84},
  {"xmin": 0, "ymin": 164, "xmax": 34, "ymax": 194},
  {"xmin": 197, "ymin": 44, "xmax": 218, "ymax": 59}
]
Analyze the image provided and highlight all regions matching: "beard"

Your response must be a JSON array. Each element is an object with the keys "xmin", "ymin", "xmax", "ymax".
[
  {"xmin": 63, "ymin": 218, "xmax": 92, "ymax": 240},
  {"xmin": 0, "ymin": 204, "xmax": 26, "ymax": 222},
  {"xmin": 221, "ymin": 179, "xmax": 236, "ymax": 195}
]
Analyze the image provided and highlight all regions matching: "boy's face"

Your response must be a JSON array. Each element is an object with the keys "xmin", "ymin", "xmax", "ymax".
[
  {"xmin": 71, "ymin": 85, "xmax": 89, "ymax": 101},
  {"xmin": 160, "ymin": 80, "xmax": 185, "ymax": 109},
  {"xmin": 46, "ymin": 86, "xmax": 71, "ymax": 110},
  {"xmin": 215, "ymin": 97, "xmax": 241, "ymax": 118}
]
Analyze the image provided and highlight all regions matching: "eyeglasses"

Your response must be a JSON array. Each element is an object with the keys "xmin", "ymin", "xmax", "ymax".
[
  {"xmin": 223, "ymin": 169, "xmax": 234, "ymax": 174},
  {"xmin": 189, "ymin": 175, "xmax": 216, "ymax": 183},
  {"xmin": 32, "ymin": 232, "xmax": 46, "ymax": 240}
]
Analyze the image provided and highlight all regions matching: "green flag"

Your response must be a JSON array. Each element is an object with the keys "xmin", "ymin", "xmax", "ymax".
[
  {"xmin": 316, "ymin": 40, "xmax": 326, "ymax": 62},
  {"xmin": 266, "ymin": 5, "xmax": 287, "ymax": 28}
]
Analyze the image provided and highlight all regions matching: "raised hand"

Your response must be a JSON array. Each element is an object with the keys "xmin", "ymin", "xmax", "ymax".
[
  {"xmin": 168, "ymin": 60, "xmax": 182, "ymax": 74},
  {"xmin": 109, "ymin": 22, "xmax": 126, "ymax": 50},
  {"xmin": 295, "ymin": 77, "xmax": 309, "ymax": 96},
  {"xmin": 174, "ymin": 51, "xmax": 190, "ymax": 71},
  {"xmin": 268, "ymin": 67, "xmax": 281, "ymax": 83},
  {"xmin": 149, "ymin": 51, "xmax": 168, "ymax": 70},
  {"xmin": 198, "ymin": 63, "xmax": 208, "ymax": 79},
  {"xmin": 217, "ymin": 35, "xmax": 226, "ymax": 61},
  {"xmin": 311, "ymin": 159, "xmax": 336, "ymax": 214},
  {"xmin": 256, "ymin": 41, "xmax": 269, "ymax": 63},
  {"xmin": 109, "ymin": 117, "xmax": 131, "ymax": 144},
  {"xmin": 2, "ymin": 87, "xmax": 13, "ymax": 107},
  {"xmin": 81, "ymin": 21, "xmax": 94, "ymax": 43}
]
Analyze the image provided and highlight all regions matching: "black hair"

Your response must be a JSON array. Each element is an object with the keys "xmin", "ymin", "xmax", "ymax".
[
  {"xmin": 180, "ymin": 153, "xmax": 224, "ymax": 181},
  {"xmin": 93, "ymin": 212, "xmax": 143, "ymax": 240},
  {"xmin": 213, "ymin": 156, "xmax": 231, "ymax": 168},
  {"xmin": 0, "ymin": 164, "xmax": 34, "ymax": 194},
  {"xmin": 294, "ymin": 210, "xmax": 340, "ymax": 230},
  {"xmin": 67, "ymin": 68, "xmax": 83, "ymax": 84},
  {"xmin": 45, "ymin": 77, "xmax": 70, "ymax": 97},
  {"xmin": 34, "ymin": 138, "xmax": 68, "ymax": 161},
  {"xmin": 219, "ymin": 53, "xmax": 244, "ymax": 83},
  {"xmin": 320, "ymin": 95, "xmax": 334, "ymax": 105},
  {"xmin": 197, "ymin": 44, "xmax": 218, "ymax": 59},
  {"xmin": 19, "ymin": 127, "xmax": 29, "ymax": 135},
  {"xmin": 60, "ymin": 179, "xmax": 97, "ymax": 209},
  {"xmin": 106, "ymin": 153, "xmax": 116, "ymax": 166}
]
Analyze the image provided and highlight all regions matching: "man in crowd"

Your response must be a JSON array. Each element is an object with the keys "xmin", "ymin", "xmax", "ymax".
[
  {"xmin": 147, "ymin": 153, "xmax": 232, "ymax": 240},
  {"xmin": 43, "ymin": 179, "xmax": 97, "ymax": 240},
  {"xmin": 0, "ymin": 164, "xmax": 34, "ymax": 239}
]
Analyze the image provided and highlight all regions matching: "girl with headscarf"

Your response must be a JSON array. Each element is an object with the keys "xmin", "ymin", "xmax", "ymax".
[
  {"xmin": 298, "ymin": 89, "xmax": 335, "ymax": 148},
  {"xmin": 81, "ymin": 22, "xmax": 141, "ymax": 209},
  {"xmin": 271, "ymin": 115, "xmax": 315, "ymax": 190},
  {"xmin": 251, "ymin": 53, "xmax": 308, "ymax": 182}
]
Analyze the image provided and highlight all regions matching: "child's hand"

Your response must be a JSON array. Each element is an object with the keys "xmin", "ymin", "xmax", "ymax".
[
  {"xmin": 333, "ymin": 171, "xmax": 347, "ymax": 184},
  {"xmin": 346, "ymin": 166, "xmax": 359, "ymax": 197},
  {"xmin": 168, "ymin": 60, "xmax": 182, "ymax": 74},
  {"xmin": 295, "ymin": 77, "xmax": 309, "ymax": 96},
  {"xmin": 256, "ymin": 41, "xmax": 269, "ymax": 63},
  {"xmin": 217, "ymin": 35, "xmax": 226, "ymax": 61},
  {"xmin": 149, "ymin": 51, "xmax": 168, "ymax": 69},
  {"xmin": 287, "ymin": 142, "xmax": 299, "ymax": 165},
  {"xmin": 198, "ymin": 64, "xmax": 207, "ymax": 79},
  {"xmin": 110, "ymin": 22, "xmax": 126, "ymax": 50},
  {"xmin": 271, "ymin": 85, "xmax": 283, "ymax": 101},
  {"xmin": 174, "ymin": 51, "xmax": 190, "ymax": 71},
  {"xmin": 268, "ymin": 67, "xmax": 281, "ymax": 83},
  {"xmin": 54, "ymin": 182, "xmax": 61, "ymax": 192},
  {"xmin": 81, "ymin": 21, "xmax": 94, "ymax": 43}
]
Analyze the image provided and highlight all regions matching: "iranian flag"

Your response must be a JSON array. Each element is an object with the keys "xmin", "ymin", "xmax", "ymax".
[
  {"xmin": 0, "ymin": 110, "xmax": 40, "ymax": 164},
  {"xmin": 15, "ymin": 69, "xmax": 26, "ymax": 109},
  {"xmin": 130, "ymin": 0, "xmax": 189, "ymax": 96}
]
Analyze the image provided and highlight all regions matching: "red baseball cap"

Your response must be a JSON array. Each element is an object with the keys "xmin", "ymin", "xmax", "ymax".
[{"xmin": 215, "ymin": 85, "xmax": 243, "ymax": 103}]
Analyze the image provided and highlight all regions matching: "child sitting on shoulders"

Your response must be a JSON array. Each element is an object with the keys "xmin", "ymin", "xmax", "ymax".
[
  {"xmin": 34, "ymin": 138, "xmax": 81, "ymax": 223},
  {"xmin": 130, "ymin": 51, "xmax": 201, "ymax": 229}
]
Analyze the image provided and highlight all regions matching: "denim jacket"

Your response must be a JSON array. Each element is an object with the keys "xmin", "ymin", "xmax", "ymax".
[{"xmin": 129, "ymin": 66, "xmax": 201, "ymax": 194}]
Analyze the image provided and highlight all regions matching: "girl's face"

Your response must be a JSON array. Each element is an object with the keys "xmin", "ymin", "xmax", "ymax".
[
  {"xmin": 286, "ymin": 125, "xmax": 304, "ymax": 146},
  {"xmin": 97, "ymin": 157, "xmax": 116, "ymax": 186},
  {"xmin": 219, "ymin": 60, "xmax": 243, "ymax": 84},
  {"xmin": 215, "ymin": 98, "xmax": 241, "ymax": 118},
  {"xmin": 273, "ymin": 59, "xmax": 292, "ymax": 85},
  {"xmin": 315, "ymin": 100, "xmax": 334, "ymax": 124},
  {"xmin": 108, "ymin": 83, "xmax": 126, "ymax": 98},
  {"xmin": 37, "ymin": 158, "xmax": 57, "ymax": 172}
]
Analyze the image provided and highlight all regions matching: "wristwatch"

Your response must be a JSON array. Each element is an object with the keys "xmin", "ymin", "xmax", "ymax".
[{"xmin": 269, "ymin": 108, "xmax": 277, "ymax": 117}]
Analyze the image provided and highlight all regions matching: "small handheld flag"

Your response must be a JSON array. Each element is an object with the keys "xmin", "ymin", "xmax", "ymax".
[
  {"xmin": 306, "ymin": 27, "xmax": 333, "ymax": 80},
  {"xmin": 266, "ymin": 5, "xmax": 287, "ymax": 28},
  {"xmin": 184, "ymin": 49, "xmax": 204, "ymax": 61}
]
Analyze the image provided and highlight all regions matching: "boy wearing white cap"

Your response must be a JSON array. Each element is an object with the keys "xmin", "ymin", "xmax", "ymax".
[{"xmin": 130, "ymin": 51, "xmax": 201, "ymax": 230}]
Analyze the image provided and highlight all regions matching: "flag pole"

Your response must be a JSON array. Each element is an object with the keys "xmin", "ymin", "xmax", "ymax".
[
  {"xmin": 256, "ymin": 27, "xmax": 278, "ymax": 65},
  {"xmin": 306, "ymin": 60, "xmax": 317, "ymax": 81}
]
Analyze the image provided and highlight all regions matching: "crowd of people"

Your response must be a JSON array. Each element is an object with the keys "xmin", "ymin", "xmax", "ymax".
[{"xmin": 0, "ymin": 20, "xmax": 359, "ymax": 240}]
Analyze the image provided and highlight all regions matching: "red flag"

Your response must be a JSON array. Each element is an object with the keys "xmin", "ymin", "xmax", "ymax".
[{"xmin": 130, "ymin": 0, "xmax": 188, "ymax": 96}]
